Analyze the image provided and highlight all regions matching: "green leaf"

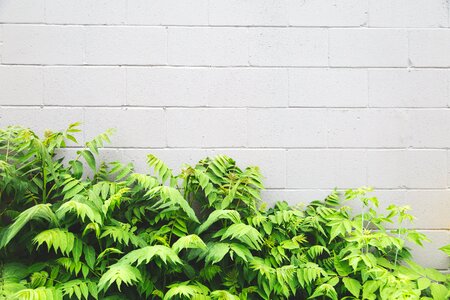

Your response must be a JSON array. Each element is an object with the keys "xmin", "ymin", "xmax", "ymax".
[
  {"xmin": 0, "ymin": 204, "xmax": 58, "ymax": 248},
  {"xmin": 205, "ymin": 243, "xmax": 230, "ymax": 265},
  {"xmin": 430, "ymin": 283, "xmax": 448, "ymax": 300},
  {"xmin": 98, "ymin": 263, "xmax": 141, "ymax": 292},
  {"xmin": 362, "ymin": 280, "xmax": 379, "ymax": 299},
  {"xmin": 439, "ymin": 244, "xmax": 450, "ymax": 256},
  {"xmin": 196, "ymin": 210, "xmax": 240, "ymax": 234},
  {"xmin": 221, "ymin": 223, "xmax": 263, "ymax": 250},
  {"xmin": 343, "ymin": 277, "xmax": 361, "ymax": 298},
  {"xmin": 84, "ymin": 246, "xmax": 96, "ymax": 269},
  {"xmin": 119, "ymin": 245, "xmax": 182, "ymax": 267},
  {"xmin": 149, "ymin": 186, "xmax": 199, "ymax": 223},
  {"xmin": 33, "ymin": 228, "xmax": 76, "ymax": 256},
  {"xmin": 78, "ymin": 150, "xmax": 96, "ymax": 171},
  {"xmin": 172, "ymin": 234, "xmax": 206, "ymax": 253},
  {"xmin": 70, "ymin": 160, "xmax": 83, "ymax": 179},
  {"xmin": 163, "ymin": 282, "xmax": 207, "ymax": 300}
]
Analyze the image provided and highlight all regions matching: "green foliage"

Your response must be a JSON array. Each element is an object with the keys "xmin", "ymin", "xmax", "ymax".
[{"xmin": 0, "ymin": 124, "xmax": 449, "ymax": 299}]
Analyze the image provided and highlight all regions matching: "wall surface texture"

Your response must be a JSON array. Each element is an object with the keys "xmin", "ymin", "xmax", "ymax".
[{"xmin": 0, "ymin": 0, "xmax": 449, "ymax": 269}]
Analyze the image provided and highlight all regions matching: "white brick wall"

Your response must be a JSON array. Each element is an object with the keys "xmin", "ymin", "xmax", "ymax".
[{"xmin": 0, "ymin": 0, "xmax": 448, "ymax": 269}]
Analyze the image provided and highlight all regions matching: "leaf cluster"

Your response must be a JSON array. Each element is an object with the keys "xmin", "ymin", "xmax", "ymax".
[{"xmin": 0, "ymin": 124, "xmax": 448, "ymax": 300}]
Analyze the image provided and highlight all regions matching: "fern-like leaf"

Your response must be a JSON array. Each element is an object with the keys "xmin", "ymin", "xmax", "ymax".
[
  {"xmin": 11, "ymin": 287, "xmax": 62, "ymax": 300},
  {"xmin": 197, "ymin": 210, "xmax": 240, "ymax": 234},
  {"xmin": 172, "ymin": 234, "xmax": 206, "ymax": 254},
  {"xmin": 0, "ymin": 204, "xmax": 58, "ymax": 248},
  {"xmin": 57, "ymin": 279, "xmax": 98, "ymax": 300},
  {"xmin": 205, "ymin": 243, "xmax": 230, "ymax": 265},
  {"xmin": 85, "ymin": 128, "xmax": 115, "ymax": 156},
  {"xmin": 57, "ymin": 257, "xmax": 90, "ymax": 278},
  {"xmin": 147, "ymin": 154, "xmax": 173, "ymax": 184},
  {"xmin": 56, "ymin": 196, "xmax": 102, "ymax": 224},
  {"xmin": 210, "ymin": 290, "xmax": 240, "ymax": 300},
  {"xmin": 148, "ymin": 186, "xmax": 199, "ymax": 223},
  {"xmin": 307, "ymin": 245, "xmax": 330, "ymax": 260},
  {"xmin": 127, "ymin": 173, "xmax": 158, "ymax": 190},
  {"xmin": 221, "ymin": 223, "xmax": 263, "ymax": 250},
  {"xmin": 100, "ymin": 224, "xmax": 146, "ymax": 248},
  {"xmin": 33, "ymin": 228, "xmax": 77, "ymax": 256},
  {"xmin": 0, "ymin": 263, "xmax": 30, "ymax": 297},
  {"xmin": 98, "ymin": 263, "xmax": 141, "ymax": 292},
  {"xmin": 163, "ymin": 281, "xmax": 208, "ymax": 300},
  {"xmin": 119, "ymin": 245, "xmax": 182, "ymax": 267}
]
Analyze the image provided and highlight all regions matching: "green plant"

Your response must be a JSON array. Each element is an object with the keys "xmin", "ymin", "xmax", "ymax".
[{"xmin": 0, "ymin": 124, "xmax": 448, "ymax": 300}]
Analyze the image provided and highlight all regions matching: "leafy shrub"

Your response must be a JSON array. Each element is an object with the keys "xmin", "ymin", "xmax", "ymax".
[{"xmin": 0, "ymin": 124, "xmax": 448, "ymax": 300}]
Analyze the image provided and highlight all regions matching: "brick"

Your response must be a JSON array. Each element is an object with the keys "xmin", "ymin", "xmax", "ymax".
[
  {"xmin": 85, "ymin": 27, "xmax": 166, "ymax": 65},
  {"xmin": 448, "ymin": 150, "xmax": 450, "ymax": 188},
  {"xmin": 121, "ymin": 149, "xmax": 208, "ymax": 174},
  {"xmin": 367, "ymin": 150, "xmax": 447, "ymax": 188},
  {"xmin": 289, "ymin": 69, "xmax": 368, "ymax": 107},
  {"xmin": 166, "ymin": 109, "xmax": 247, "ymax": 147},
  {"xmin": 369, "ymin": 69, "xmax": 448, "ymax": 108},
  {"xmin": 369, "ymin": 0, "xmax": 448, "ymax": 28},
  {"xmin": 409, "ymin": 30, "xmax": 450, "ymax": 67},
  {"xmin": 249, "ymin": 28, "xmax": 328, "ymax": 67},
  {"xmin": 2, "ymin": 25, "xmax": 84, "ymax": 65},
  {"xmin": 83, "ymin": 108, "xmax": 166, "ymax": 147},
  {"xmin": 353, "ymin": 190, "xmax": 449, "ymax": 230},
  {"xmin": 209, "ymin": 0, "xmax": 287, "ymax": 26},
  {"xmin": 0, "ymin": 25, "xmax": 3, "ymax": 61},
  {"xmin": 208, "ymin": 68, "xmax": 289, "ymax": 107},
  {"xmin": 44, "ymin": 67, "xmax": 126, "ymax": 106},
  {"xmin": 329, "ymin": 29, "xmax": 408, "ymax": 67},
  {"xmin": 407, "ymin": 110, "xmax": 450, "ymax": 148},
  {"xmin": 409, "ymin": 230, "xmax": 449, "ymax": 270},
  {"xmin": 127, "ymin": 67, "xmax": 289, "ymax": 107},
  {"xmin": 261, "ymin": 189, "xmax": 331, "ymax": 207},
  {"xmin": 207, "ymin": 149, "xmax": 287, "ymax": 189},
  {"xmin": 127, "ymin": 0, "xmax": 208, "ymax": 25},
  {"xmin": 127, "ymin": 67, "xmax": 209, "ymax": 107},
  {"xmin": 288, "ymin": 0, "xmax": 367, "ymax": 26},
  {"xmin": 286, "ymin": 150, "xmax": 367, "ymax": 188},
  {"xmin": 0, "ymin": 107, "xmax": 84, "ymax": 142},
  {"xmin": 247, "ymin": 108, "xmax": 327, "ymax": 147},
  {"xmin": 327, "ymin": 109, "xmax": 408, "ymax": 148},
  {"xmin": 0, "ymin": 0, "xmax": 45, "ymax": 23},
  {"xmin": 0, "ymin": 66, "xmax": 43, "ymax": 105},
  {"xmin": 45, "ymin": 0, "xmax": 126, "ymax": 24},
  {"xmin": 168, "ymin": 28, "xmax": 248, "ymax": 66},
  {"xmin": 404, "ymin": 190, "xmax": 450, "ymax": 230}
]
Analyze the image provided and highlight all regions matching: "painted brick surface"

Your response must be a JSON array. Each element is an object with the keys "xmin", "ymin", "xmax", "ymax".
[
  {"xmin": 288, "ymin": 0, "xmax": 368, "ymax": 27},
  {"xmin": 0, "ymin": 66, "xmax": 43, "ymax": 105},
  {"xmin": 368, "ymin": 69, "xmax": 449, "ymax": 108},
  {"xmin": 44, "ymin": 66, "xmax": 126, "ymax": 106},
  {"xmin": 45, "ymin": 0, "xmax": 127, "ymax": 25},
  {"xmin": 0, "ymin": 0, "xmax": 448, "ymax": 269},
  {"xmin": 168, "ymin": 27, "xmax": 248, "ymax": 66},
  {"xmin": 329, "ymin": 29, "xmax": 408, "ymax": 67},
  {"xmin": 127, "ymin": 0, "xmax": 209, "ymax": 26},
  {"xmin": 166, "ymin": 108, "xmax": 247, "ymax": 147},
  {"xmin": 2, "ymin": 25, "xmax": 84, "ymax": 64},
  {"xmin": 85, "ymin": 27, "xmax": 167, "ymax": 65},
  {"xmin": 409, "ymin": 30, "xmax": 450, "ymax": 67},
  {"xmin": 368, "ymin": 0, "xmax": 449, "ymax": 28},
  {"xmin": 0, "ymin": 0, "xmax": 45, "ymax": 23},
  {"xmin": 289, "ymin": 69, "xmax": 368, "ymax": 107},
  {"xmin": 248, "ymin": 28, "xmax": 328, "ymax": 66},
  {"xmin": 209, "ymin": 0, "xmax": 287, "ymax": 26}
]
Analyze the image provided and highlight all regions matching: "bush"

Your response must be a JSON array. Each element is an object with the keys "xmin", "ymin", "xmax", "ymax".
[{"xmin": 0, "ymin": 123, "xmax": 448, "ymax": 300}]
